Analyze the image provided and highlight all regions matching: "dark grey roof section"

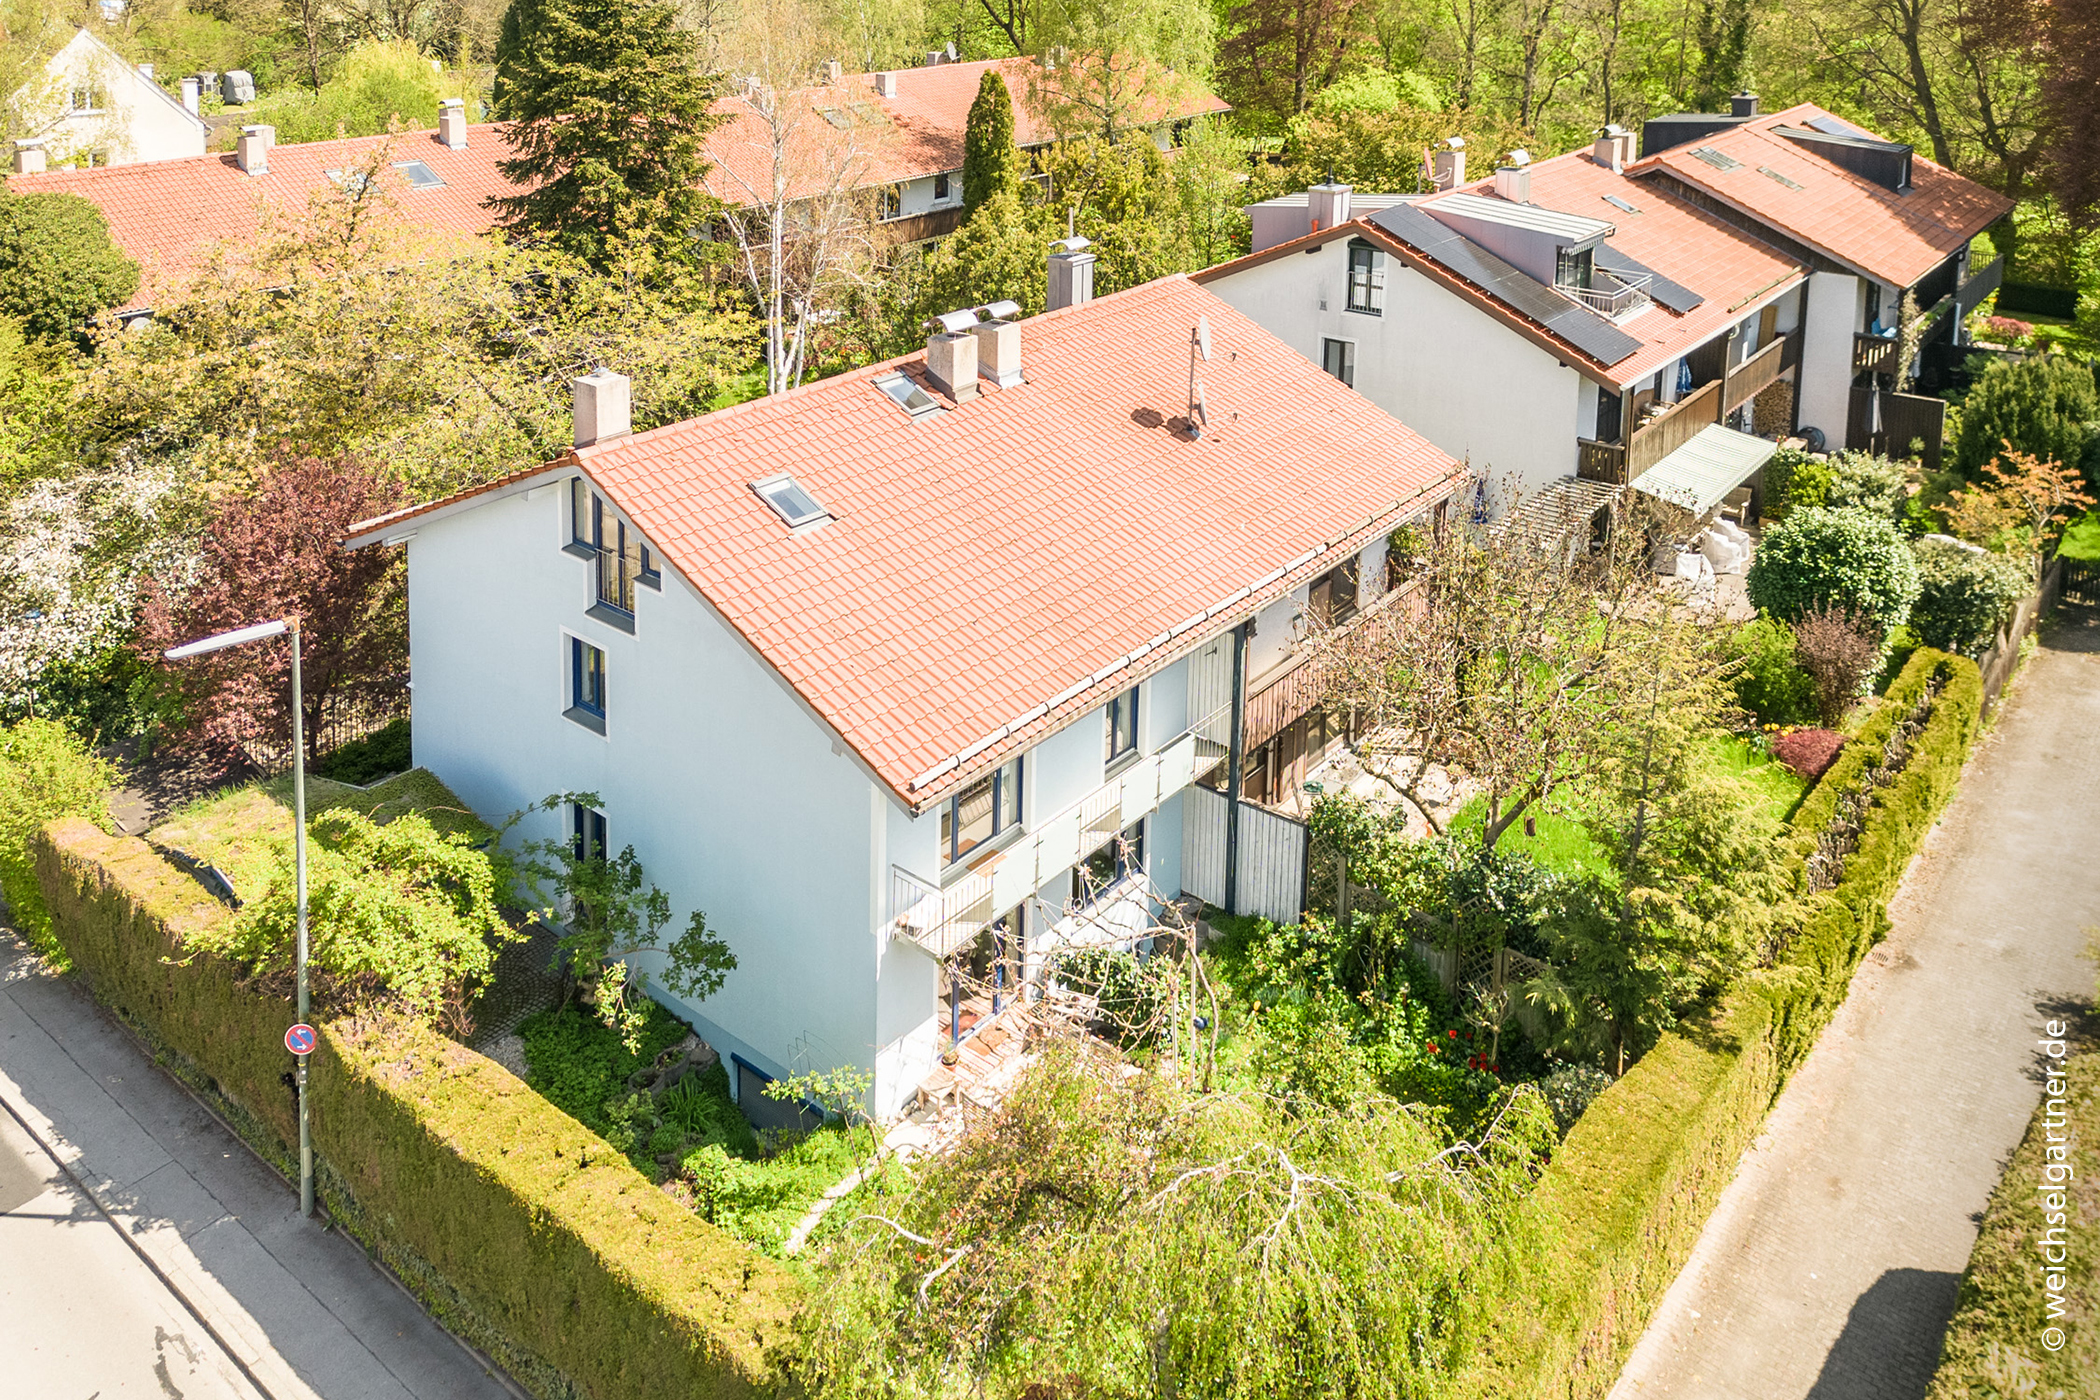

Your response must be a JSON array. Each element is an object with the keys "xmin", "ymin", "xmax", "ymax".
[
  {"xmin": 1640, "ymin": 113, "xmax": 1753, "ymax": 157},
  {"xmin": 1368, "ymin": 203, "xmax": 1646, "ymax": 366},
  {"xmin": 1773, "ymin": 124, "xmax": 1912, "ymax": 192},
  {"xmin": 1594, "ymin": 243, "xmax": 1704, "ymax": 314}
]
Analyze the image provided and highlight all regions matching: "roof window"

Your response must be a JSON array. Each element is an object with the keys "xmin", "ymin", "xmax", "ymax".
[
  {"xmin": 752, "ymin": 473, "xmax": 830, "ymax": 528},
  {"xmin": 875, "ymin": 371, "xmax": 942, "ymax": 420},
  {"xmin": 393, "ymin": 160, "xmax": 445, "ymax": 189},
  {"xmin": 324, "ymin": 167, "xmax": 370, "ymax": 193},
  {"xmin": 1758, "ymin": 165, "xmax": 1803, "ymax": 190},
  {"xmin": 1690, "ymin": 146, "xmax": 1743, "ymax": 171},
  {"xmin": 1602, "ymin": 194, "xmax": 1639, "ymax": 213}
]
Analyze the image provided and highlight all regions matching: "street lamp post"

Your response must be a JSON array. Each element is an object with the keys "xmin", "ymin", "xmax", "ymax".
[{"xmin": 164, "ymin": 617, "xmax": 312, "ymax": 1218}]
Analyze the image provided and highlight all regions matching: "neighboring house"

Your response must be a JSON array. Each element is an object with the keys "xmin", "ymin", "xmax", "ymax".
[
  {"xmin": 1197, "ymin": 132, "xmax": 1810, "ymax": 519},
  {"xmin": 9, "ymin": 26, "xmax": 206, "ymax": 168},
  {"xmin": 10, "ymin": 55, "xmax": 1227, "ymax": 315},
  {"xmin": 342, "ymin": 269, "xmax": 1463, "ymax": 1119}
]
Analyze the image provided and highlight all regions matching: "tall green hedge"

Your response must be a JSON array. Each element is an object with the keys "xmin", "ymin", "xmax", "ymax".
[
  {"xmin": 33, "ymin": 818, "xmax": 797, "ymax": 1400},
  {"xmin": 1452, "ymin": 649, "xmax": 1983, "ymax": 1398}
]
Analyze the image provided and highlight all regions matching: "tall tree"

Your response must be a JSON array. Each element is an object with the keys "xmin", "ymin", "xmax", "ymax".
[
  {"xmin": 962, "ymin": 67, "xmax": 1020, "ymax": 213},
  {"xmin": 488, "ymin": 0, "xmax": 720, "ymax": 265},
  {"xmin": 1688, "ymin": 0, "xmax": 1751, "ymax": 108},
  {"xmin": 0, "ymin": 189, "xmax": 139, "ymax": 342},
  {"xmin": 1028, "ymin": 0, "xmax": 1217, "ymax": 137},
  {"xmin": 1217, "ymin": 0, "xmax": 1375, "ymax": 129}
]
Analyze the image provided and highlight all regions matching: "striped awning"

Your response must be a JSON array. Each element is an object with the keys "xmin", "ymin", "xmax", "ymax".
[{"xmin": 1630, "ymin": 424, "xmax": 1781, "ymax": 515}]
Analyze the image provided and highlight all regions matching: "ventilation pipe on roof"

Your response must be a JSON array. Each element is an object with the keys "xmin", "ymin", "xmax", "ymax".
[
  {"xmin": 573, "ymin": 368, "xmax": 632, "ymax": 447},
  {"xmin": 824, "ymin": 59, "xmax": 842, "ymax": 83},
  {"xmin": 180, "ymin": 77, "xmax": 200, "ymax": 115},
  {"xmin": 973, "ymin": 300, "xmax": 1023, "ymax": 387},
  {"xmin": 1494, "ymin": 149, "xmax": 1531, "ymax": 204},
  {"xmin": 1307, "ymin": 180, "xmax": 1351, "ymax": 232},
  {"xmin": 874, "ymin": 71, "xmax": 899, "ymax": 97},
  {"xmin": 924, "ymin": 311, "xmax": 981, "ymax": 402},
  {"xmin": 1609, "ymin": 123, "xmax": 1635, "ymax": 168},
  {"xmin": 1431, "ymin": 136, "xmax": 1466, "ymax": 190},
  {"xmin": 438, "ymin": 97, "xmax": 468, "ymax": 149},
  {"xmin": 236, "ymin": 125, "xmax": 272, "ymax": 175},
  {"xmin": 1048, "ymin": 235, "xmax": 1095, "ymax": 311},
  {"xmin": 1731, "ymin": 92, "xmax": 1759, "ymax": 117},
  {"xmin": 11, "ymin": 140, "xmax": 43, "ymax": 175}
]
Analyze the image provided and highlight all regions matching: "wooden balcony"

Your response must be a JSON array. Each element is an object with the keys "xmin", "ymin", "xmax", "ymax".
[
  {"xmin": 1854, "ymin": 333, "xmax": 1898, "ymax": 376},
  {"xmin": 1722, "ymin": 331, "xmax": 1792, "ymax": 415},
  {"xmin": 1581, "ymin": 329, "xmax": 1801, "ymax": 486},
  {"xmin": 1577, "ymin": 438, "xmax": 1627, "ymax": 484}
]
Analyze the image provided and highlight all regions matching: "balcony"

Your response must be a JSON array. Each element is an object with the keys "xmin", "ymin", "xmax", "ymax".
[
  {"xmin": 1557, "ymin": 268, "xmax": 1652, "ymax": 319},
  {"xmin": 1579, "ymin": 329, "xmax": 1801, "ymax": 487}
]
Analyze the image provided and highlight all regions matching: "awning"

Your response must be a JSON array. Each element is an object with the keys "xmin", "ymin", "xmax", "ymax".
[{"xmin": 1630, "ymin": 424, "xmax": 1781, "ymax": 515}]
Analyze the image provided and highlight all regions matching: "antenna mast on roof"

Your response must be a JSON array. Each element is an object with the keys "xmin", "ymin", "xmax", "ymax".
[{"xmin": 1187, "ymin": 315, "xmax": 1211, "ymax": 440}]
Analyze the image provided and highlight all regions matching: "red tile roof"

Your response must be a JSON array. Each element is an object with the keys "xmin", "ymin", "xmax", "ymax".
[
  {"xmin": 15, "ymin": 57, "xmax": 1227, "ymax": 313},
  {"xmin": 1640, "ymin": 104, "xmax": 2013, "ymax": 288},
  {"xmin": 348, "ymin": 276, "xmax": 1464, "ymax": 805}
]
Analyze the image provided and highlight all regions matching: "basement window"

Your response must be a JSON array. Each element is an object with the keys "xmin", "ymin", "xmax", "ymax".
[
  {"xmin": 1689, "ymin": 146, "xmax": 1743, "ymax": 172},
  {"xmin": 752, "ymin": 473, "xmax": 830, "ymax": 528},
  {"xmin": 392, "ymin": 159, "xmax": 446, "ymax": 190},
  {"xmin": 875, "ymin": 371, "xmax": 942, "ymax": 420}
]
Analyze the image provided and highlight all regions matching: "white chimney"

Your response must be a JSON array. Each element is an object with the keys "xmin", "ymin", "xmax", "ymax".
[
  {"xmin": 1306, "ymin": 181, "xmax": 1351, "ymax": 233},
  {"xmin": 137, "ymin": 62, "xmax": 153, "ymax": 79},
  {"xmin": 1592, "ymin": 127, "xmax": 1623, "ymax": 174},
  {"xmin": 874, "ymin": 71, "xmax": 898, "ymax": 98},
  {"xmin": 180, "ymin": 77, "xmax": 200, "ymax": 115},
  {"xmin": 1047, "ymin": 235, "xmax": 1095, "ymax": 311},
  {"xmin": 1494, "ymin": 150, "xmax": 1532, "ymax": 204},
  {"xmin": 572, "ymin": 368, "xmax": 632, "ymax": 447},
  {"xmin": 973, "ymin": 301, "xmax": 1023, "ymax": 388},
  {"xmin": 236, "ymin": 125, "xmax": 272, "ymax": 175},
  {"xmin": 1431, "ymin": 136, "xmax": 1466, "ymax": 191},
  {"xmin": 924, "ymin": 316, "xmax": 980, "ymax": 402},
  {"xmin": 12, "ymin": 140, "xmax": 44, "ymax": 175},
  {"xmin": 824, "ymin": 59, "xmax": 842, "ymax": 84},
  {"xmin": 438, "ymin": 97, "xmax": 467, "ymax": 150}
]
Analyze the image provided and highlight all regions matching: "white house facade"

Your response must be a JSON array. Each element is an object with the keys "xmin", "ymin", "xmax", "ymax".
[{"xmin": 10, "ymin": 27, "xmax": 206, "ymax": 168}]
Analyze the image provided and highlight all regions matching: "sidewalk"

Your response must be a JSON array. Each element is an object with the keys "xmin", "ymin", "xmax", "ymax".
[
  {"xmin": 1609, "ymin": 610, "xmax": 2100, "ymax": 1398},
  {"xmin": 0, "ymin": 925, "xmax": 520, "ymax": 1400}
]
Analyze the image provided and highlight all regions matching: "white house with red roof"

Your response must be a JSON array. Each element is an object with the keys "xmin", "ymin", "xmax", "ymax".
[
  {"xmin": 344, "ymin": 270, "xmax": 1462, "ymax": 1119},
  {"xmin": 8, "ymin": 26, "xmax": 208, "ymax": 169}
]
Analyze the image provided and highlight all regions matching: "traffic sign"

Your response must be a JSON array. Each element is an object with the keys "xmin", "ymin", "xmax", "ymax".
[{"xmin": 285, "ymin": 1023, "xmax": 317, "ymax": 1056}]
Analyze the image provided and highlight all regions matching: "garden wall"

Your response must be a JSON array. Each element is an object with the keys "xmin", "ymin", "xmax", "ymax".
[
  {"xmin": 33, "ymin": 819, "xmax": 798, "ymax": 1400},
  {"xmin": 1452, "ymin": 649, "xmax": 1984, "ymax": 1400}
]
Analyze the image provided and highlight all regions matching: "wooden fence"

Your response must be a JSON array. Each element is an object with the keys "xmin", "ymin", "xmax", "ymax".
[{"xmin": 1978, "ymin": 557, "xmax": 2064, "ymax": 717}]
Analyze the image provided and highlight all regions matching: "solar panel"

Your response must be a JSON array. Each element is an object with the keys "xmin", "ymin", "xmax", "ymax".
[
  {"xmin": 392, "ymin": 160, "xmax": 445, "ymax": 189},
  {"xmin": 1368, "ymin": 204, "xmax": 1645, "ymax": 366},
  {"xmin": 1690, "ymin": 146, "xmax": 1742, "ymax": 171},
  {"xmin": 1593, "ymin": 244, "xmax": 1704, "ymax": 314},
  {"xmin": 1603, "ymin": 194, "xmax": 1640, "ymax": 213}
]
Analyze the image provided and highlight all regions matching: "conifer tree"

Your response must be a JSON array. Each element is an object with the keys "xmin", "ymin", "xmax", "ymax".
[
  {"xmin": 962, "ymin": 68, "xmax": 1020, "ymax": 214},
  {"xmin": 488, "ymin": 0, "xmax": 719, "ymax": 265}
]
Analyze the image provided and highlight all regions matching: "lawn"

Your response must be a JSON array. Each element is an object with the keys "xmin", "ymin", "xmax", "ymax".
[{"xmin": 2060, "ymin": 511, "xmax": 2100, "ymax": 562}]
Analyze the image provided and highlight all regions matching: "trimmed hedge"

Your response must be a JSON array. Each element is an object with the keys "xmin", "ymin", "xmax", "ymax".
[
  {"xmin": 1452, "ymin": 649, "xmax": 1983, "ymax": 1398},
  {"xmin": 33, "ymin": 818, "xmax": 797, "ymax": 1400}
]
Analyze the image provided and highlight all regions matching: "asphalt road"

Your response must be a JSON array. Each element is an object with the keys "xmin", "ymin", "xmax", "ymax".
[{"xmin": 0, "ymin": 1100, "xmax": 262, "ymax": 1400}]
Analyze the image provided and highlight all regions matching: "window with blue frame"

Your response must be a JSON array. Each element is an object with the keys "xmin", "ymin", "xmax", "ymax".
[
  {"xmin": 941, "ymin": 756, "xmax": 1021, "ymax": 865},
  {"xmin": 1105, "ymin": 685, "xmax": 1139, "ymax": 763},
  {"xmin": 571, "ymin": 803, "xmax": 607, "ymax": 863},
  {"xmin": 1072, "ymin": 819, "xmax": 1145, "ymax": 906},
  {"xmin": 570, "ymin": 478, "xmax": 656, "ymax": 615},
  {"xmin": 568, "ymin": 636, "xmax": 606, "ymax": 732}
]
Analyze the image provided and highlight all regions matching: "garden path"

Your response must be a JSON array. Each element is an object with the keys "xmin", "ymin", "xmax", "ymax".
[{"xmin": 1609, "ymin": 605, "xmax": 2100, "ymax": 1400}]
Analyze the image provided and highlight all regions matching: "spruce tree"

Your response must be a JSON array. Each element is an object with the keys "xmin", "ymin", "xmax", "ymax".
[
  {"xmin": 961, "ymin": 68, "xmax": 1020, "ymax": 215},
  {"xmin": 488, "ymin": 0, "xmax": 718, "ymax": 266}
]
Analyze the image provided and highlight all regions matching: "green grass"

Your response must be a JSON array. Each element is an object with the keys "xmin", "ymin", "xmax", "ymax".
[
  {"xmin": 1701, "ymin": 735, "xmax": 1809, "ymax": 826},
  {"xmin": 2059, "ymin": 511, "xmax": 2100, "ymax": 562},
  {"xmin": 1448, "ymin": 795, "xmax": 1609, "ymax": 877}
]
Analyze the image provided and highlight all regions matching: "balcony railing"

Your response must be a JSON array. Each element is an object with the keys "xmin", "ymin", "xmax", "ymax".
[
  {"xmin": 1579, "ymin": 328, "xmax": 1801, "ymax": 487},
  {"xmin": 1557, "ymin": 269, "xmax": 1652, "ymax": 318}
]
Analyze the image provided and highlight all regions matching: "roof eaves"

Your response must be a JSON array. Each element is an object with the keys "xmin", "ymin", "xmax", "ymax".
[{"xmin": 340, "ymin": 460, "xmax": 574, "ymax": 549}]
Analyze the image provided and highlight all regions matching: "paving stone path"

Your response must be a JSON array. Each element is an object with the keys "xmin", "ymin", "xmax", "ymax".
[{"xmin": 1610, "ymin": 607, "xmax": 2100, "ymax": 1400}]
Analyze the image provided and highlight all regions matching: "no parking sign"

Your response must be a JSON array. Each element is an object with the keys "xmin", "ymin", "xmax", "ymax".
[{"xmin": 285, "ymin": 1023, "xmax": 317, "ymax": 1056}]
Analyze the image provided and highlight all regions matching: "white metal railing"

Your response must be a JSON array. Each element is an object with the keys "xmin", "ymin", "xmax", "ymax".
[{"xmin": 1558, "ymin": 269, "xmax": 1652, "ymax": 318}]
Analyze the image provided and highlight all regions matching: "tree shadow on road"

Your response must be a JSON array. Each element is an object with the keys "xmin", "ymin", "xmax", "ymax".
[
  {"xmin": 2041, "ymin": 600, "xmax": 2100, "ymax": 655},
  {"xmin": 1804, "ymin": 1267, "xmax": 1962, "ymax": 1400}
]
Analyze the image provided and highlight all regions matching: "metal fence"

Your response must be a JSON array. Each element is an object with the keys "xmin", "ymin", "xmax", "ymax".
[{"xmin": 239, "ymin": 689, "xmax": 409, "ymax": 777}]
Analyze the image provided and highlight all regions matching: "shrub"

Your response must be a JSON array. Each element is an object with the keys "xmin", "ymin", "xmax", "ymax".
[
  {"xmin": 1770, "ymin": 727, "xmax": 1846, "ymax": 779},
  {"xmin": 1746, "ymin": 505, "xmax": 1922, "ymax": 635},
  {"xmin": 1953, "ymin": 353, "xmax": 2100, "ymax": 481},
  {"xmin": 1760, "ymin": 446, "xmax": 1815, "ymax": 514},
  {"xmin": 1793, "ymin": 605, "xmax": 1883, "ymax": 724},
  {"xmin": 1982, "ymin": 315, "xmax": 2033, "ymax": 344},
  {"xmin": 1824, "ymin": 450, "xmax": 1908, "ymax": 520},
  {"xmin": 1727, "ymin": 615, "xmax": 1818, "ymax": 726},
  {"xmin": 1909, "ymin": 537, "xmax": 2030, "ymax": 655},
  {"xmin": 0, "ymin": 719, "xmax": 113, "ymax": 958},
  {"xmin": 312, "ymin": 718, "xmax": 411, "ymax": 785},
  {"xmin": 0, "ymin": 188, "xmax": 140, "ymax": 339},
  {"xmin": 1538, "ymin": 1063, "xmax": 1613, "ymax": 1134}
]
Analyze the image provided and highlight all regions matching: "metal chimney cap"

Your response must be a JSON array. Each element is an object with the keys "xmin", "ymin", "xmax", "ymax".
[
  {"xmin": 931, "ymin": 309, "xmax": 979, "ymax": 334},
  {"xmin": 1050, "ymin": 234, "xmax": 1093, "ymax": 253},
  {"xmin": 982, "ymin": 299, "xmax": 1021, "ymax": 321}
]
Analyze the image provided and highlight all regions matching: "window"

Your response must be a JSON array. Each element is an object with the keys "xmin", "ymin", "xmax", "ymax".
[
  {"xmin": 1602, "ymin": 193, "xmax": 1640, "ymax": 213},
  {"xmin": 875, "ymin": 372, "xmax": 942, "ymax": 421},
  {"xmin": 1072, "ymin": 820, "xmax": 1145, "ymax": 906},
  {"xmin": 934, "ymin": 170, "xmax": 951, "ymax": 202},
  {"xmin": 568, "ymin": 636, "xmax": 607, "ymax": 730},
  {"xmin": 1689, "ymin": 146, "xmax": 1742, "ymax": 171},
  {"xmin": 1345, "ymin": 241, "xmax": 1383, "ymax": 314},
  {"xmin": 881, "ymin": 184, "xmax": 903, "ymax": 220},
  {"xmin": 1555, "ymin": 245, "xmax": 1594, "ymax": 291},
  {"xmin": 392, "ymin": 159, "xmax": 446, "ymax": 190},
  {"xmin": 1757, "ymin": 165, "xmax": 1803, "ymax": 191},
  {"xmin": 1104, "ymin": 686, "xmax": 1139, "ymax": 764},
  {"xmin": 569, "ymin": 479, "xmax": 650, "ymax": 615},
  {"xmin": 941, "ymin": 756, "xmax": 1022, "ymax": 865},
  {"xmin": 571, "ymin": 803, "xmax": 608, "ymax": 863},
  {"xmin": 1308, "ymin": 558, "xmax": 1359, "ymax": 627},
  {"xmin": 67, "ymin": 80, "xmax": 105, "ymax": 113},
  {"xmin": 751, "ymin": 473, "xmax": 831, "ymax": 528},
  {"xmin": 1321, "ymin": 338, "xmax": 1355, "ymax": 388}
]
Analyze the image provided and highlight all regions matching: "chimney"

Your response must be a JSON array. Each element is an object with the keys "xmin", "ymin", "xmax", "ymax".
[
  {"xmin": 1431, "ymin": 136, "xmax": 1466, "ymax": 191},
  {"xmin": 11, "ymin": 140, "xmax": 44, "ymax": 175},
  {"xmin": 180, "ymin": 77, "xmax": 200, "ymax": 115},
  {"xmin": 1731, "ymin": 91, "xmax": 1759, "ymax": 118},
  {"xmin": 573, "ymin": 368, "xmax": 632, "ymax": 447},
  {"xmin": 824, "ymin": 59, "xmax": 842, "ymax": 84},
  {"xmin": 925, "ymin": 50, "xmax": 944, "ymax": 66},
  {"xmin": 1306, "ymin": 180, "xmax": 1351, "ymax": 233},
  {"xmin": 924, "ymin": 314, "xmax": 980, "ymax": 402},
  {"xmin": 1047, "ymin": 235, "xmax": 1095, "ymax": 311},
  {"xmin": 235, "ymin": 125, "xmax": 272, "ymax": 175},
  {"xmin": 438, "ymin": 97, "xmax": 467, "ymax": 149},
  {"xmin": 1608, "ymin": 123, "xmax": 1635, "ymax": 169},
  {"xmin": 973, "ymin": 301, "xmax": 1023, "ymax": 388},
  {"xmin": 137, "ymin": 62, "xmax": 153, "ymax": 79},
  {"xmin": 1592, "ymin": 127, "xmax": 1624, "ymax": 174},
  {"xmin": 873, "ymin": 71, "xmax": 898, "ymax": 97},
  {"xmin": 1494, "ymin": 149, "xmax": 1531, "ymax": 204}
]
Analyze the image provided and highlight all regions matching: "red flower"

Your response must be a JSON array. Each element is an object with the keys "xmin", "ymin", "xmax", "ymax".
[
  {"xmin": 1448, "ymin": 1029, "xmax": 1458, "ymax": 1039},
  {"xmin": 1426, "ymin": 1042, "xmax": 1439, "ymax": 1053}
]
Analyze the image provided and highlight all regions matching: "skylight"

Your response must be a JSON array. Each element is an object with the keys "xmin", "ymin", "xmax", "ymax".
[
  {"xmin": 393, "ymin": 160, "xmax": 445, "ymax": 189},
  {"xmin": 1690, "ymin": 146, "xmax": 1743, "ymax": 171},
  {"xmin": 875, "ymin": 372, "xmax": 942, "ymax": 420},
  {"xmin": 324, "ymin": 168, "xmax": 370, "ymax": 193},
  {"xmin": 1758, "ymin": 165, "xmax": 1804, "ymax": 190},
  {"xmin": 1602, "ymin": 194, "xmax": 1639, "ymax": 213},
  {"xmin": 816, "ymin": 106, "xmax": 852, "ymax": 129},
  {"xmin": 752, "ymin": 474, "xmax": 830, "ymax": 528}
]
